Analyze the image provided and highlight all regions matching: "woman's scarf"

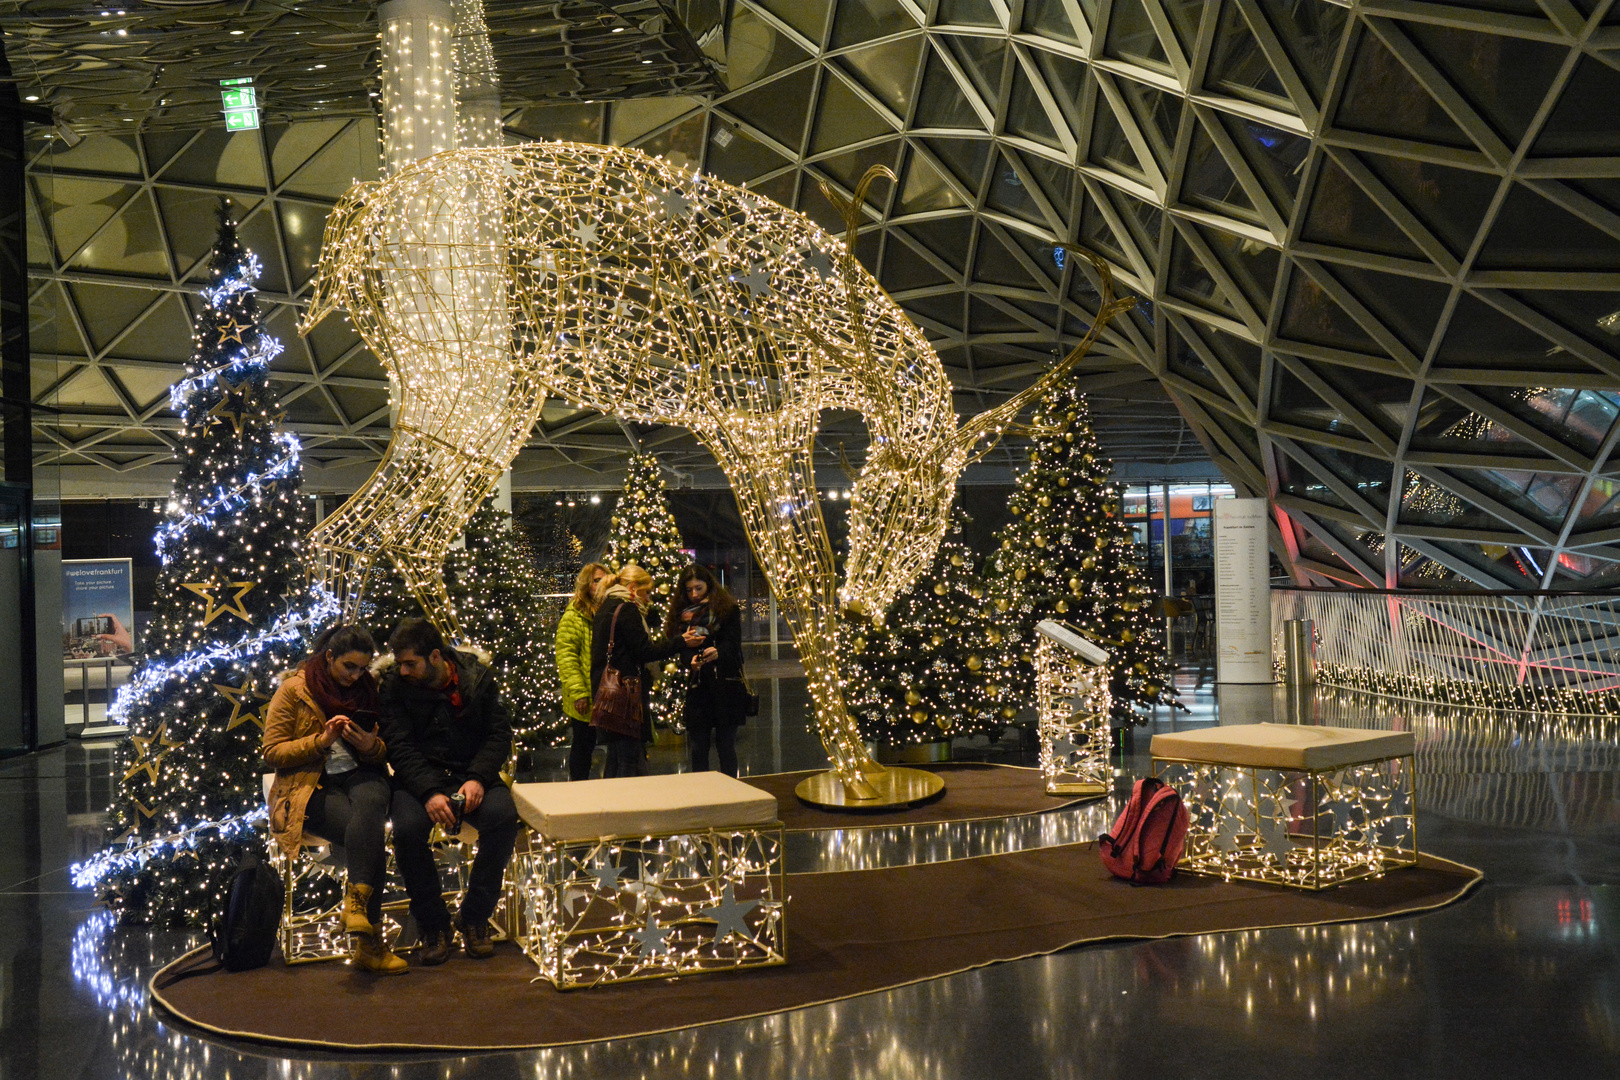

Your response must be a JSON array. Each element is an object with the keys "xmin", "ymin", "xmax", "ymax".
[{"xmin": 303, "ymin": 652, "xmax": 381, "ymax": 731}]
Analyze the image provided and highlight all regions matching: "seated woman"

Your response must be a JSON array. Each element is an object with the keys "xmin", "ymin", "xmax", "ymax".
[
  {"xmin": 263, "ymin": 624, "xmax": 406, "ymax": 975},
  {"xmin": 590, "ymin": 565, "xmax": 704, "ymax": 778},
  {"xmin": 667, "ymin": 564, "xmax": 747, "ymax": 776}
]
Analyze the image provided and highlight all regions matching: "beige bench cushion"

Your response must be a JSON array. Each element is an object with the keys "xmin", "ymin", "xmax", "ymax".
[
  {"xmin": 1151, "ymin": 723, "xmax": 1415, "ymax": 771},
  {"xmin": 513, "ymin": 772, "xmax": 780, "ymax": 843}
]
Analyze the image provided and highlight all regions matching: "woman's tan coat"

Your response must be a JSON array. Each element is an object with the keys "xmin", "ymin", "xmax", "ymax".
[{"xmin": 261, "ymin": 669, "xmax": 387, "ymax": 857}]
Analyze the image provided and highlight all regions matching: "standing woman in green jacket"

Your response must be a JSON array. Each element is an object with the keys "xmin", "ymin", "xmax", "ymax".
[{"xmin": 558, "ymin": 561, "xmax": 610, "ymax": 780}]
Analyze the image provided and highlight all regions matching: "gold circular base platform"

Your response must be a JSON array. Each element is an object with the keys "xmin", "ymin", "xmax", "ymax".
[
  {"xmin": 1046, "ymin": 781, "xmax": 1108, "ymax": 799},
  {"xmin": 794, "ymin": 766, "xmax": 947, "ymax": 810}
]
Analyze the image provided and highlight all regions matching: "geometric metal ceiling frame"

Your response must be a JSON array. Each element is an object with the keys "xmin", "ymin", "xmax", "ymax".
[
  {"xmin": 540, "ymin": 0, "xmax": 1620, "ymax": 589},
  {"xmin": 561, "ymin": 0, "xmax": 1620, "ymax": 591},
  {"xmin": 24, "ymin": 0, "xmax": 1620, "ymax": 595}
]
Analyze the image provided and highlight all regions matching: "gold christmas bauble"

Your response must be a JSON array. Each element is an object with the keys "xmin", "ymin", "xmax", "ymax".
[
  {"xmin": 1039, "ymin": 495, "xmax": 1051, "ymax": 508},
  {"xmin": 1001, "ymin": 539, "xmax": 1013, "ymax": 550},
  {"xmin": 930, "ymin": 634, "xmax": 943, "ymax": 647},
  {"xmin": 905, "ymin": 690, "xmax": 922, "ymax": 706},
  {"xmin": 1064, "ymin": 432, "xmax": 1074, "ymax": 443},
  {"xmin": 1034, "ymin": 535, "xmax": 1047, "ymax": 548},
  {"xmin": 1058, "ymin": 477, "xmax": 1069, "ymax": 488},
  {"xmin": 935, "ymin": 714, "xmax": 952, "ymax": 730},
  {"xmin": 1001, "ymin": 705, "xmax": 1018, "ymax": 719},
  {"xmin": 1066, "ymin": 411, "xmax": 1077, "ymax": 422},
  {"xmin": 966, "ymin": 655, "xmax": 982, "ymax": 671},
  {"xmin": 987, "ymin": 628, "xmax": 1002, "ymax": 644},
  {"xmin": 1122, "ymin": 630, "xmax": 1134, "ymax": 642},
  {"xmin": 933, "ymin": 582, "xmax": 948, "ymax": 595},
  {"xmin": 950, "ymin": 553, "xmax": 964, "ymax": 567},
  {"xmin": 995, "ymin": 598, "xmax": 1009, "ymax": 612},
  {"xmin": 1082, "ymin": 557, "xmax": 1096, "ymax": 569},
  {"xmin": 1055, "ymin": 600, "xmax": 1069, "ymax": 614},
  {"xmin": 1069, "ymin": 577, "xmax": 1081, "ymax": 593},
  {"xmin": 1014, "ymin": 567, "xmax": 1026, "ymax": 581},
  {"xmin": 853, "ymin": 636, "xmax": 867, "ymax": 651},
  {"xmin": 947, "ymin": 614, "xmax": 960, "ymax": 625},
  {"xmin": 911, "ymin": 710, "xmax": 928, "ymax": 724}
]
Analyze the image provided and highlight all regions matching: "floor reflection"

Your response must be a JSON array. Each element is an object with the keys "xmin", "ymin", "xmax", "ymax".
[{"xmin": 4, "ymin": 673, "xmax": 1617, "ymax": 1078}]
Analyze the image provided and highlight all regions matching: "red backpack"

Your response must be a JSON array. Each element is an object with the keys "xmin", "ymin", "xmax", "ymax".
[{"xmin": 1099, "ymin": 776, "xmax": 1190, "ymax": 885}]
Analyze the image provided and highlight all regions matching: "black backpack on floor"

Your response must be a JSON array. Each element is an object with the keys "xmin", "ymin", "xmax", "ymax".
[
  {"xmin": 213, "ymin": 845, "xmax": 283, "ymax": 971},
  {"xmin": 154, "ymin": 844, "xmax": 283, "ymax": 989}
]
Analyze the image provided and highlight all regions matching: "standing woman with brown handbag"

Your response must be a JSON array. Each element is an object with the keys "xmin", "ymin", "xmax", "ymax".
[{"xmin": 590, "ymin": 565, "xmax": 705, "ymax": 777}]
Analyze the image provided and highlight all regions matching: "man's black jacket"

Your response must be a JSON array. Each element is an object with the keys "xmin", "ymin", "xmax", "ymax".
[{"xmin": 379, "ymin": 651, "xmax": 512, "ymax": 800}]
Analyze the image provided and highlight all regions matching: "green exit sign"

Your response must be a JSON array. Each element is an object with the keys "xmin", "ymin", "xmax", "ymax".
[{"xmin": 220, "ymin": 78, "xmax": 259, "ymax": 131}]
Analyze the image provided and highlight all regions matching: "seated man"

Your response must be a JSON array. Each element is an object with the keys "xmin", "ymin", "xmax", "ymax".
[{"xmin": 380, "ymin": 617, "xmax": 518, "ymax": 963}]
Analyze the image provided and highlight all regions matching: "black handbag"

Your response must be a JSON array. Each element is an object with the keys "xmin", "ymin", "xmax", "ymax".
[
  {"xmin": 725, "ymin": 674, "xmax": 761, "ymax": 719},
  {"xmin": 590, "ymin": 604, "xmax": 644, "ymax": 738}
]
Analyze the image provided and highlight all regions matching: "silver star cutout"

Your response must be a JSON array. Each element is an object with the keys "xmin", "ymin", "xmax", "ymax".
[
  {"xmin": 573, "ymin": 220, "xmax": 599, "ymax": 246},
  {"xmin": 562, "ymin": 885, "xmax": 592, "ymax": 915},
  {"xmin": 529, "ymin": 252, "xmax": 557, "ymax": 273},
  {"xmin": 707, "ymin": 236, "xmax": 730, "ymax": 258},
  {"xmin": 1051, "ymin": 736, "xmax": 1081, "ymax": 763},
  {"xmin": 735, "ymin": 264, "xmax": 773, "ymax": 298},
  {"xmin": 589, "ymin": 856, "xmax": 624, "ymax": 893},
  {"xmin": 704, "ymin": 883, "xmax": 760, "ymax": 941},
  {"xmin": 631, "ymin": 913, "xmax": 672, "ymax": 956},
  {"xmin": 803, "ymin": 247, "xmax": 836, "ymax": 279},
  {"xmin": 657, "ymin": 188, "xmax": 692, "ymax": 216}
]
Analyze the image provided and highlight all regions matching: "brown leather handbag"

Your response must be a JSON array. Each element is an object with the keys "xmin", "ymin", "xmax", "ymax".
[{"xmin": 590, "ymin": 602, "xmax": 644, "ymax": 738}]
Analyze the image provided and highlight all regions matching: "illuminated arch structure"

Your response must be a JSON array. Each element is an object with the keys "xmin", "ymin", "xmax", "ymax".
[{"xmin": 301, "ymin": 142, "xmax": 1128, "ymax": 804}]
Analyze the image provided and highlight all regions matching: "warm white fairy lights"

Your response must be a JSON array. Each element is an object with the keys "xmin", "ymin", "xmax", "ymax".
[
  {"xmin": 1155, "ymin": 757, "xmax": 1418, "ymax": 890},
  {"xmin": 511, "ymin": 826, "xmax": 786, "ymax": 989},
  {"xmin": 1034, "ymin": 621, "xmax": 1112, "ymax": 798},
  {"xmin": 301, "ymin": 143, "xmax": 1132, "ymax": 803}
]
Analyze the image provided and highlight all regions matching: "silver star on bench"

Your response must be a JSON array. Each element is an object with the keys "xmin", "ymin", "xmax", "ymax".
[
  {"xmin": 589, "ymin": 856, "xmax": 624, "ymax": 893},
  {"xmin": 705, "ymin": 883, "xmax": 760, "ymax": 941},
  {"xmin": 632, "ymin": 913, "xmax": 672, "ymax": 956}
]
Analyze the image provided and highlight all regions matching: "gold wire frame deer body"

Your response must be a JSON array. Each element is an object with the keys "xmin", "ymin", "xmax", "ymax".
[{"xmin": 300, "ymin": 143, "xmax": 1133, "ymax": 804}]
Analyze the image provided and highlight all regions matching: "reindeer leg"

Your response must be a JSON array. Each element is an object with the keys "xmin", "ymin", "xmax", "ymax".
[{"xmin": 704, "ymin": 432, "xmax": 894, "ymax": 799}]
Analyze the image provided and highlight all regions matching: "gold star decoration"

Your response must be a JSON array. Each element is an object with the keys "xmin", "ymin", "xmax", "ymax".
[
  {"xmin": 131, "ymin": 799, "xmax": 158, "ymax": 821},
  {"xmin": 215, "ymin": 318, "xmax": 247, "ymax": 346},
  {"xmin": 213, "ymin": 681, "xmax": 273, "ymax": 731},
  {"xmin": 123, "ymin": 722, "xmax": 183, "ymax": 785},
  {"xmin": 181, "ymin": 571, "xmax": 257, "ymax": 626},
  {"xmin": 205, "ymin": 393, "xmax": 251, "ymax": 436}
]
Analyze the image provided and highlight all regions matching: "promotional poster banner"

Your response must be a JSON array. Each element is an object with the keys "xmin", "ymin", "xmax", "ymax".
[
  {"xmin": 63, "ymin": 558, "xmax": 134, "ymax": 661},
  {"xmin": 1214, "ymin": 499, "xmax": 1273, "ymax": 684}
]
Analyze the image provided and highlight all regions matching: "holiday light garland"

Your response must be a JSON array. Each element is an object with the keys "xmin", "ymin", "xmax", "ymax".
[
  {"xmin": 107, "ymin": 587, "xmax": 339, "ymax": 727},
  {"xmin": 72, "ymin": 807, "xmax": 268, "ymax": 891},
  {"xmin": 300, "ymin": 143, "xmax": 1132, "ymax": 802},
  {"xmin": 152, "ymin": 432, "xmax": 301, "ymax": 564}
]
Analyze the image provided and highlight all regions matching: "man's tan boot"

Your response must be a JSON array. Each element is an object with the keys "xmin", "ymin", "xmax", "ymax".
[
  {"xmin": 351, "ymin": 932, "xmax": 408, "ymax": 975},
  {"xmin": 343, "ymin": 882, "xmax": 375, "ymax": 936}
]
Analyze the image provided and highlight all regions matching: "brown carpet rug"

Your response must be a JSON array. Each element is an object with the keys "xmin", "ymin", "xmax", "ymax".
[
  {"xmin": 150, "ymin": 843, "xmax": 1481, "ymax": 1051},
  {"xmin": 744, "ymin": 762, "xmax": 1088, "ymax": 830}
]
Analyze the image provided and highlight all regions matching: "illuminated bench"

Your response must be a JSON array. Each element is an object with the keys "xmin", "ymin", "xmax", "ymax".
[
  {"xmin": 1034, "ymin": 620, "xmax": 1111, "ymax": 798},
  {"xmin": 510, "ymin": 772, "xmax": 786, "ymax": 990},
  {"xmin": 1151, "ymin": 723, "xmax": 1417, "ymax": 890},
  {"xmin": 262, "ymin": 774, "xmax": 488, "ymax": 964}
]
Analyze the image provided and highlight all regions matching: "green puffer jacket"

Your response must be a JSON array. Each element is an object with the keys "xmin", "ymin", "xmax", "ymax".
[{"xmin": 555, "ymin": 603, "xmax": 594, "ymax": 722}]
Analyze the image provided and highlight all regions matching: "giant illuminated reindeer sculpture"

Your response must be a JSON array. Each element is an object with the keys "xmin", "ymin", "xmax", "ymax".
[{"xmin": 300, "ymin": 144, "xmax": 1133, "ymax": 805}]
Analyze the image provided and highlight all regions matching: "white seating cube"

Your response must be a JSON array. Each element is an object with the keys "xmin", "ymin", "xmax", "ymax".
[
  {"xmin": 1151, "ymin": 723, "xmax": 1418, "ymax": 890},
  {"xmin": 511, "ymin": 772, "xmax": 786, "ymax": 990}
]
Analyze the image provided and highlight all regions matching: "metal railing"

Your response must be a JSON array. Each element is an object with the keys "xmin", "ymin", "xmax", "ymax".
[{"xmin": 1272, "ymin": 587, "xmax": 1620, "ymax": 718}]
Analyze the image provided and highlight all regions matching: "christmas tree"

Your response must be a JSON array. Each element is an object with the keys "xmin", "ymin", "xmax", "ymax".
[
  {"xmin": 604, "ymin": 453, "xmax": 689, "ymax": 730},
  {"xmin": 984, "ymin": 382, "xmax": 1175, "ymax": 726},
  {"xmin": 841, "ymin": 511, "xmax": 1001, "ymax": 748},
  {"xmin": 84, "ymin": 206, "xmax": 333, "ymax": 927},
  {"xmin": 444, "ymin": 502, "xmax": 568, "ymax": 753}
]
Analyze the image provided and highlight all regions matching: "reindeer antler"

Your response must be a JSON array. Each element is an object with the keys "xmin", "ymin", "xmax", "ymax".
[{"xmin": 952, "ymin": 249, "xmax": 1136, "ymax": 456}]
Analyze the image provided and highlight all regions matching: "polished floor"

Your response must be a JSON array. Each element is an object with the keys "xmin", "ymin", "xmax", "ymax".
[{"xmin": 2, "ymin": 674, "xmax": 1616, "ymax": 1079}]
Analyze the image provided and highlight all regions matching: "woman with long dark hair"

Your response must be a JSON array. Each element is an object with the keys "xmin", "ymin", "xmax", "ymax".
[
  {"xmin": 263, "ymin": 624, "xmax": 405, "ymax": 975},
  {"xmin": 666, "ymin": 564, "xmax": 747, "ymax": 776}
]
